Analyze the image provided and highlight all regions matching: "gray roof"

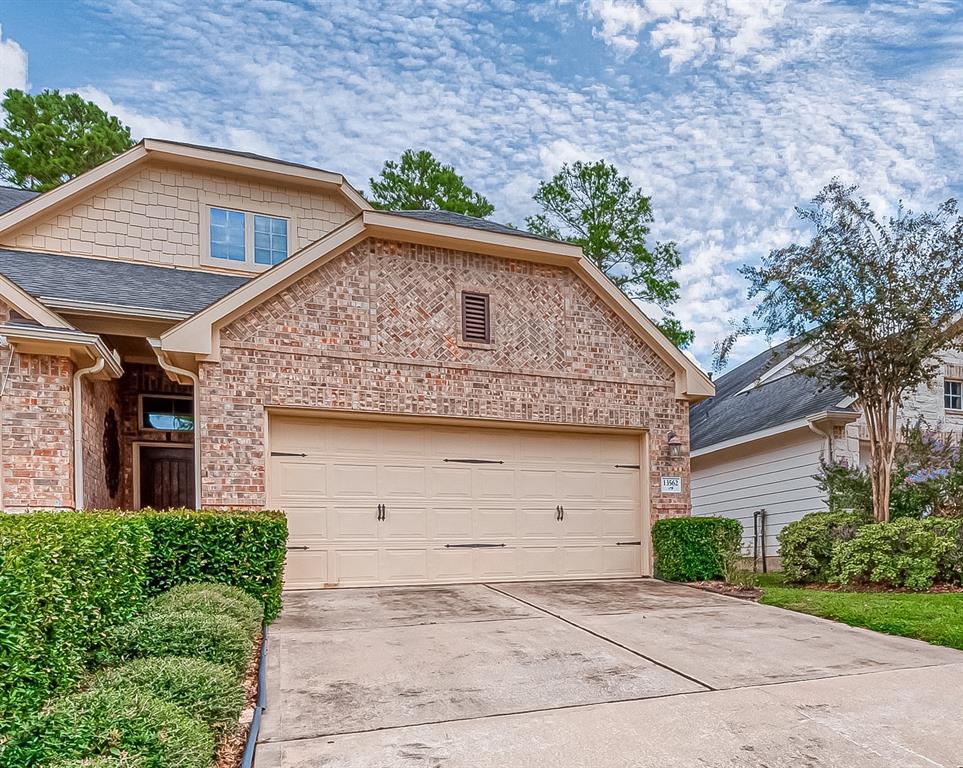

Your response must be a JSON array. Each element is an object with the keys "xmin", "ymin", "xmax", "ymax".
[
  {"xmin": 0, "ymin": 248, "xmax": 249, "ymax": 315},
  {"xmin": 690, "ymin": 341, "xmax": 852, "ymax": 450},
  {"xmin": 388, "ymin": 210, "xmax": 566, "ymax": 244},
  {"xmin": 0, "ymin": 186, "xmax": 39, "ymax": 215}
]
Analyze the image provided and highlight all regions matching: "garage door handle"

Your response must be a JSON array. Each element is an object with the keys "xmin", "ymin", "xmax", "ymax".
[
  {"xmin": 287, "ymin": 545, "xmax": 309, "ymax": 551},
  {"xmin": 616, "ymin": 541, "xmax": 641, "ymax": 546},
  {"xmin": 556, "ymin": 505, "xmax": 564, "ymax": 521},
  {"xmin": 377, "ymin": 503, "xmax": 385, "ymax": 521}
]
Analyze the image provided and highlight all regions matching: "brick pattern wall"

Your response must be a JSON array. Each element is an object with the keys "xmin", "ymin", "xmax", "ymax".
[
  {"xmin": 81, "ymin": 377, "xmax": 123, "ymax": 508},
  {"xmin": 0, "ymin": 303, "xmax": 75, "ymax": 509},
  {"xmin": 2, "ymin": 163, "xmax": 354, "ymax": 270},
  {"xmin": 200, "ymin": 238, "xmax": 691, "ymax": 523}
]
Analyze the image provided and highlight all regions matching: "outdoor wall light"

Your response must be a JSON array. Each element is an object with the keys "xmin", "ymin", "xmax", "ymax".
[{"xmin": 666, "ymin": 431, "xmax": 684, "ymax": 458}]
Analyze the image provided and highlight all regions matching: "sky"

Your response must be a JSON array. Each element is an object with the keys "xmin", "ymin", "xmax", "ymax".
[{"xmin": 0, "ymin": 0, "xmax": 961, "ymax": 371}]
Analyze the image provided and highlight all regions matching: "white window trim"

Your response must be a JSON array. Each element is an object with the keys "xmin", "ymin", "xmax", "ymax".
[
  {"xmin": 138, "ymin": 393, "xmax": 195, "ymax": 433},
  {"xmin": 944, "ymin": 379, "xmax": 962, "ymax": 412},
  {"xmin": 199, "ymin": 195, "xmax": 294, "ymax": 272}
]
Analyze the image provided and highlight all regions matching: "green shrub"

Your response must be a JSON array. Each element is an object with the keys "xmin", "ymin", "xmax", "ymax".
[
  {"xmin": 106, "ymin": 611, "xmax": 252, "ymax": 674},
  {"xmin": 0, "ymin": 687, "xmax": 213, "ymax": 768},
  {"xmin": 0, "ymin": 513, "xmax": 150, "ymax": 726},
  {"xmin": 146, "ymin": 583, "xmax": 263, "ymax": 638},
  {"xmin": 779, "ymin": 511, "xmax": 866, "ymax": 583},
  {"xmin": 133, "ymin": 509, "xmax": 287, "ymax": 621},
  {"xmin": 924, "ymin": 516, "xmax": 963, "ymax": 584},
  {"xmin": 89, "ymin": 656, "xmax": 244, "ymax": 734},
  {"xmin": 831, "ymin": 517, "xmax": 959, "ymax": 590},
  {"xmin": 651, "ymin": 517, "xmax": 742, "ymax": 581}
]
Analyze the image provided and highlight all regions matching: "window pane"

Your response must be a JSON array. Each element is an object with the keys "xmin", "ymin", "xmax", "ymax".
[
  {"xmin": 253, "ymin": 215, "xmax": 288, "ymax": 265},
  {"xmin": 210, "ymin": 207, "xmax": 245, "ymax": 261},
  {"xmin": 142, "ymin": 396, "xmax": 194, "ymax": 431}
]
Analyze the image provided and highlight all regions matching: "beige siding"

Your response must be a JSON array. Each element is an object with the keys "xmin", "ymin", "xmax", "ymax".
[
  {"xmin": 691, "ymin": 428, "xmax": 827, "ymax": 554},
  {"xmin": 1, "ymin": 163, "xmax": 354, "ymax": 270}
]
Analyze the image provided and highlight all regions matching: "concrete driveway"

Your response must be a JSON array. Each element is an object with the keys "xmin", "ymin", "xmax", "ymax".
[{"xmin": 256, "ymin": 579, "xmax": 963, "ymax": 767}]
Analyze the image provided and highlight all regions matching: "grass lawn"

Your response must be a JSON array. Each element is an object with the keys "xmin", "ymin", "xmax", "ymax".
[{"xmin": 755, "ymin": 573, "xmax": 963, "ymax": 651}]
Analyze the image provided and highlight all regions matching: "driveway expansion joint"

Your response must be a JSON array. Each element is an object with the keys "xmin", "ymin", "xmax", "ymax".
[{"xmin": 482, "ymin": 582, "xmax": 717, "ymax": 692}]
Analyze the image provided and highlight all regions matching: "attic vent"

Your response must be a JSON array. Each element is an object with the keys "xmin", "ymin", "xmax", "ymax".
[{"xmin": 461, "ymin": 291, "xmax": 491, "ymax": 343}]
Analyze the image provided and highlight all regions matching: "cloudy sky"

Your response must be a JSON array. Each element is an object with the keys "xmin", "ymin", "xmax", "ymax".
[{"xmin": 1, "ymin": 0, "xmax": 962, "ymax": 369}]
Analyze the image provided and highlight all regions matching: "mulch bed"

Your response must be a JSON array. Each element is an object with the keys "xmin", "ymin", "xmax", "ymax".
[
  {"xmin": 215, "ymin": 632, "xmax": 264, "ymax": 768},
  {"xmin": 685, "ymin": 581, "xmax": 762, "ymax": 600}
]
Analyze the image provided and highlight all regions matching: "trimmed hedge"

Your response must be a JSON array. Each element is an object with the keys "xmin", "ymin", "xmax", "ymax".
[
  {"xmin": 147, "ymin": 583, "xmax": 263, "ymax": 638},
  {"xmin": 779, "ymin": 511, "xmax": 866, "ymax": 583},
  {"xmin": 0, "ymin": 687, "xmax": 214, "ymax": 768},
  {"xmin": 89, "ymin": 656, "xmax": 244, "ymax": 734},
  {"xmin": 651, "ymin": 516, "xmax": 742, "ymax": 581},
  {"xmin": 135, "ymin": 509, "xmax": 287, "ymax": 621},
  {"xmin": 106, "ymin": 611, "xmax": 252, "ymax": 674},
  {"xmin": 0, "ymin": 513, "xmax": 150, "ymax": 725}
]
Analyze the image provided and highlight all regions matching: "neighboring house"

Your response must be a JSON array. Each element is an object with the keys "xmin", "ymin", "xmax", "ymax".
[
  {"xmin": 690, "ymin": 340, "xmax": 963, "ymax": 555},
  {"xmin": 0, "ymin": 139, "xmax": 712, "ymax": 588}
]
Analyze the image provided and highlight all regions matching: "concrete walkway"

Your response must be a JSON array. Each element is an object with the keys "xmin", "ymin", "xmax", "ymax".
[{"xmin": 256, "ymin": 579, "xmax": 963, "ymax": 767}]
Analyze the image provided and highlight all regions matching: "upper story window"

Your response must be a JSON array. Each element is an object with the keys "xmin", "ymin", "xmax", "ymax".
[
  {"xmin": 945, "ymin": 380, "xmax": 962, "ymax": 411},
  {"xmin": 208, "ymin": 207, "xmax": 288, "ymax": 268}
]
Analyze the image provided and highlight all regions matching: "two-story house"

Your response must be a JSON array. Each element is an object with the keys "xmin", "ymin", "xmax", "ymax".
[{"xmin": 0, "ymin": 139, "xmax": 712, "ymax": 588}]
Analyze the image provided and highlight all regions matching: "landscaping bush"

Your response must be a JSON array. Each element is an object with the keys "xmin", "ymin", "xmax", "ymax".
[
  {"xmin": 133, "ymin": 508, "xmax": 287, "ymax": 621},
  {"xmin": 0, "ymin": 687, "xmax": 213, "ymax": 768},
  {"xmin": 146, "ymin": 582, "xmax": 263, "ymax": 638},
  {"xmin": 925, "ymin": 516, "xmax": 963, "ymax": 584},
  {"xmin": 89, "ymin": 657, "xmax": 244, "ymax": 734},
  {"xmin": 0, "ymin": 513, "xmax": 150, "ymax": 726},
  {"xmin": 651, "ymin": 517, "xmax": 742, "ymax": 581},
  {"xmin": 779, "ymin": 511, "xmax": 866, "ymax": 583},
  {"xmin": 105, "ymin": 611, "xmax": 252, "ymax": 674},
  {"xmin": 831, "ymin": 516, "xmax": 961, "ymax": 590}
]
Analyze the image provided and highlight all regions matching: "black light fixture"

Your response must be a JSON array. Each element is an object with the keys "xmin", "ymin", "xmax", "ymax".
[{"xmin": 667, "ymin": 431, "xmax": 684, "ymax": 458}]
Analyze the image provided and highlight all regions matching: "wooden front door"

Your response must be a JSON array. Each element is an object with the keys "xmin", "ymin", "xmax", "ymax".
[{"xmin": 139, "ymin": 446, "xmax": 194, "ymax": 509}]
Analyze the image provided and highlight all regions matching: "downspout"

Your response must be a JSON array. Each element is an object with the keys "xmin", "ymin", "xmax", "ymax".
[
  {"xmin": 73, "ymin": 357, "xmax": 107, "ymax": 510},
  {"xmin": 153, "ymin": 351, "xmax": 201, "ymax": 509},
  {"xmin": 807, "ymin": 419, "xmax": 833, "ymax": 462}
]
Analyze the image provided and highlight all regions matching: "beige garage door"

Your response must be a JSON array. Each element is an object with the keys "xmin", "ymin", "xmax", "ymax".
[{"xmin": 268, "ymin": 415, "xmax": 644, "ymax": 588}]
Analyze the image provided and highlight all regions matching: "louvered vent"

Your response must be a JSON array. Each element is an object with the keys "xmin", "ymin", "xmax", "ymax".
[{"xmin": 461, "ymin": 291, "xmax": 491, "ymax": 343}]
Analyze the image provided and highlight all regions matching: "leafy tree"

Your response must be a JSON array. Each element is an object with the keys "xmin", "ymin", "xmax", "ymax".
[
  {"xmin": 525, "ymin": 160, "xmax": 691, "ymax": 348},
  {"xmin": 369, "ymin": 149, "xmax": 494, "ymax": 218},
  {"xmin": 0, "ymin": 89, "xmax": 133, "ymax": 192},
  {"xmin": 734, "ymin": 180, "xmax": 963, "ymax": 523}
]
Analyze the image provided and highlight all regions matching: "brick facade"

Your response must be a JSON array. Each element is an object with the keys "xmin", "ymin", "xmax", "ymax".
[
  {"xmin": 80, "ymin": 377, "xmax": 122, "ymax": 508},
  {"xmin": 0, "ymin": 304, "xmax": 75, "ymax": 509},
  {"xmin": 3, "ymin": 163, "xmax": 353, "ymax": 270},
  {"xmin": 198, "ymin": 238, "xmax": 692, "ymax": 523}
]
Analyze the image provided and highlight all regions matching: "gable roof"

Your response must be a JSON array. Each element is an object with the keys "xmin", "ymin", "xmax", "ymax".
[
  {"xmin": 0, "ymin": 186, "xmax": 39, "ymax": 215},
  {"xmin": 0, "ymin": 248, "xmax": 248, "ymax": 317},
  {"xmin": 390, "ymin": 210, "xmax": 563, "ymax": 243},
  {"xmin": 691, "ymin": 341, "xmax": 852, "ymax": 451},
  {"xmin": 0, "ymin": 139, "xmax": 371, "ymax": 240},
  {"xmin": 161, "ymin": 210, "xmax": 715, "ymax": 401}
]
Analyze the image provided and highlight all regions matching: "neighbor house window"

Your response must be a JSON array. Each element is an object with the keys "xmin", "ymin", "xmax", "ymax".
[
  {"xmin": 208, "ymin": 207, "xmax": 288, "ymax": 268},
  {"xmin": 945, "ymin": 380, "xmax": 963, "ymax": 411},
  {"xmin": 140, "ymin": 395, "xmax": 194, "ymax": 432},
  {"xmin": 461, "ymin": 291, "xmax": 491, "ymax": 343}
]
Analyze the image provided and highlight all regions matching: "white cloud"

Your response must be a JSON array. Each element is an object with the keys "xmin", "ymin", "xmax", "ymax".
[
  {"xmin": 73, "ymin": 87, "xmax": 198, "ymax": 143},
  {"xmin": 0, "ymin": 25, "xmax": 28, "ymax": 94}
]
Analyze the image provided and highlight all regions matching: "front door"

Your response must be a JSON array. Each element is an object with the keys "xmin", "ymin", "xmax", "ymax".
[{"xmin": 139, "ymin": 446, "xmax": 194, "ymax": 509}]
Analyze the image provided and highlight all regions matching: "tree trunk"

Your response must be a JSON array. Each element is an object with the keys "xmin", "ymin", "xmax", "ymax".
[{"xmin": 864, "ymin": 398, "xmax": 898, "ymax": 523}]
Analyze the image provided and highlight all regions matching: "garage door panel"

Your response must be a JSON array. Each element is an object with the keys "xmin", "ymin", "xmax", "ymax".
[
  {"xmin": 381, "ymin": 506, "xmax": 428, "ymax": 539},
  {"xmin": 430, "ymin": 466, "xmax": 472, "ymax": 497},
  {"xmin": 379, "ymin": 465, "xmax": 427, "ymax": 497},
  {"xmin": 331, "ymin": 504, "xmax": 380, "ymax": 539},
  {"xmin": 430, "ymin": 506, "xmax": 474, "ymax": 538},
  {"xmin": 473, "ymin": 506, "xmax": 517, "ymax": 539},
  {"xmin": 285, "ymin": 507, "xmax": 327, "ymax": 539},
  {"xmin": 270, "ymin": 416, "xmax": 644, "ymax": 587},
  {"xmin": 329, "ymin": 463, "xmax": 378, "ymax": 497},
  {"xmin": 284, "ymin": 549, "xmax": 329, "ymax": 589},
  {"xmin": 334, "ymin": 549, "xmax": 379, "ymax": 585}
]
